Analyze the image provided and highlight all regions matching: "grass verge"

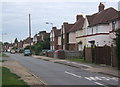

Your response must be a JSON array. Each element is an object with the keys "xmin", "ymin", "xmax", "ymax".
[
  {"xmin": 66, "ymin": 58, "xmax": 92, "ymax": 64},
  {"xmin": 0, "ymin": 53, "xmax": 9, "ymax": 57},
  {"xmin": 0, "ymin": 60, "xmax": 7, "ymax": 62},
  {"xmin": 0, "ymin": 67, "xmax": 28, "ymax": 86}
]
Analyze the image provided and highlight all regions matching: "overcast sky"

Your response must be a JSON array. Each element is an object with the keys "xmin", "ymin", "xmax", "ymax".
[{"xmin": 0, "ymin": 0, "xmax": 119, "ymax": 43}]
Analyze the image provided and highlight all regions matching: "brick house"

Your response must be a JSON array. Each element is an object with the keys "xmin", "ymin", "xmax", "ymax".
[
  {"xmin": 61, "ymin": 22, "xmax": 74, "ymax": 50},
  {"xmin": 68, "ymin": 15, "xmax": 85, "ymax": 51},
  {"xmin": 50, "ymin": 3, "xmax": 119, "ymax": 51},
  {"xmin": 23, "ymin": 37, "xmax": 33, "ymax": 48},
  {"xmin": 17, "ymin": 40, "xmax": 23, "ymax": 49},
  {"xmin": 33, "ymin": 31, "xmax": 50, "ymax": 44},
  {"xmin": 50, "ymin": 27, "xmax": 61, "ymax": 50},
  {"xmin": 38, "ymin": 31, "xmax": 50, "ymax": 41},
  {"xmin": 51, "ymin": 22, "xmax": 74, "ymax": 51},
  {"xmin": 57, "ymin": 30, "xmax": 62, "ymax": 50}
]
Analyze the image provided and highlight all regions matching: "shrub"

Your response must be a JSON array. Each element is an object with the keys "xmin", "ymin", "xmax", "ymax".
[{"xmin": 115, "ymin": 28, "xmax": 120, "ymax": 69}]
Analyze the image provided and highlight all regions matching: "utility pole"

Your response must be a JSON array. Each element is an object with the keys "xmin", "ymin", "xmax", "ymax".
[{"xmin": 29, "ymin": 14, "xmax": 32, "ymax": 53}]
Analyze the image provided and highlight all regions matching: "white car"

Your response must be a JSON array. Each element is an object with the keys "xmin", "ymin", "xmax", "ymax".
[{"xmin": 10, "ymin": 50, "xmax": 15, "ymax": 54}]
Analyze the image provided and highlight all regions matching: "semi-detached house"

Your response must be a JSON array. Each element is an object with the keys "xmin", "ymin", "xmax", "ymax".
[
  {"xmin": 68, "ymin": 15, "xmax": 85, "ymax": 51},
  {"xmin": 76, "ymin": 3, "xmax": 119, "ymax": 50},
  {"xmin": 109, "ymin": 11, "xmax": 120, "ymax": 44},
  {"xmin": 50, "ymin": 27, "xmax": 61, "ymax": 50},
  {"xmin": 50, "ymin": 3, "xmax": 119, "ymax": 51}
]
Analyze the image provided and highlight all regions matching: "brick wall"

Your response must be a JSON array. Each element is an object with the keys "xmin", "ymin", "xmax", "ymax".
[{"xmin": 68, "ymin": 44, "xmax": 76, "ymax": 51}]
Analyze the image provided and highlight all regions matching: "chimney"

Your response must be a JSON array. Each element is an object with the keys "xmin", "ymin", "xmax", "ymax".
[
  {"xmin": 52, "ymin": 27, "xmax": 57, "ymax": 30},
  {"xmin": 76, "ymin": 15, "xmax": 83, "ymax": 21},
  {"xmin": 98, "ymin": 2, "xmax": 105, "ymax": 12},
  {"xmin": 63, "ymin": 22, "xmax": 68, "ymax": 25}
]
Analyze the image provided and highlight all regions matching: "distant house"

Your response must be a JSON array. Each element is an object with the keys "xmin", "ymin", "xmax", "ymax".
[
  {"xmin": 33, "ymin": 31, "xmax": 50, "ymax": 44},
  {"xmin": 23, "ymin": 37, "xmax": 33, "ymax": 48},
  {"xmin": 53, "ymin": 22, "xmax": 74, "ymax": 50},
  {"xmin": 17, "ymin": 40, "xmax": 23, "ymax": 49},
  {"xmin": 57, "ymin": 30, "xmax": 62, "ymax": 50},
  {"xmin": 61, "ymin": 22, "xmax": 74, "ymax": 50},
  {"xmin": 68, "ymin": 15, "xmax": 85, "ymax": 51},
  {"xmin": 50, "ymin": 27, "xmax": 61, "ymax": 50},
  {"xmin": 8, "ymin": 44, "xmax": 13, "ymax": 50},
  {"xmin": 38, "ymin": 31, "xmax": 50, "ymax": 41}
]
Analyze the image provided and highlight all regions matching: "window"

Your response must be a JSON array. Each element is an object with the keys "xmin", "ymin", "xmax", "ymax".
[
  {"xmin": 78, "ymin": 43, "xmax": 82, "ymax": 51},
  {"xmin": 112, "ymin": 21, "xmax": 116, "ymax": 30},
  {"xmin": 92, "ymin": 27, "xmax": 93, "ymax": 34},
  {"xmin": 96, "ymin": 26, "xmax": 98, "ymax": 33}
]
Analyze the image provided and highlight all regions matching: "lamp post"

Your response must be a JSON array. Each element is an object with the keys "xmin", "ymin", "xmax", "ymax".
[
  {"xmin": 46, "ymin": 22, "xmax": 53, "ymax": 27},
  {"xmin": 2, "ymin": 33, "xmax": 7, "ymax": 52},
  {"xmin": 2, "ymin": 33, "xmax": 7, "ymax": 43},
  {"xmin": 46, "ymin": 22, "xmax": 53, "ymax": 50}
]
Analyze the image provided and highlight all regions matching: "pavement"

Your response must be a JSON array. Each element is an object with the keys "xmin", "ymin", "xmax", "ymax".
[
  {"xmin": 4, "ymin": 53, "xmax": 120, "ymax": 86},
  {"xmin": 32, "ymin": 55, "xmax": 120, "ymax": 78}
]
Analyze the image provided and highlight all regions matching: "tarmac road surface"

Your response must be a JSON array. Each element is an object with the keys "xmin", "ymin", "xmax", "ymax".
[{"xmin": 5, "ymin": 53, "xmax": 119, "ymax": 87}]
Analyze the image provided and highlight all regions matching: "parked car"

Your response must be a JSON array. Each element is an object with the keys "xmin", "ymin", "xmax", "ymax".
[
  {"xmin": 10, "ymin": 50, "xmax": 15, "ymax": 54},
  {"xmin": 24, "ymin": 49, "xmax": 31, "ymax": 56},
  {"xmin": 42, "ymin": 49, "xmax": 49, "ymax": 55}
]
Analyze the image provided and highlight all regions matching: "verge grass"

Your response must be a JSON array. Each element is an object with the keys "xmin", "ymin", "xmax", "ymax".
[
  {"xmin": 1, "ymin": 67, "xmax": 28, "ymax": 86},
  {"xmin": 0, "ymin": 53, "xmax": 9, "ymax": 57}
]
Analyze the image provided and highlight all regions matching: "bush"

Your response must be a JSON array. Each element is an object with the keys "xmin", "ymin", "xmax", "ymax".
[{"xmin": 115, "ymin": 28, "xmax": 120, "ymax": 69}]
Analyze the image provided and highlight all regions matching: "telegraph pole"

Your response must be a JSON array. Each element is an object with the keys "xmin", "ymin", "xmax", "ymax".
[{"xmin": 29, "ymin": 14, "xmax": 32, "ymax": 53}]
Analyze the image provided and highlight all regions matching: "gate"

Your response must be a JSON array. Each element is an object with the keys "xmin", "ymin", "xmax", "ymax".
[{"xmin": 94, "ymin": 46, "xmax": 111, "ymax": 65}]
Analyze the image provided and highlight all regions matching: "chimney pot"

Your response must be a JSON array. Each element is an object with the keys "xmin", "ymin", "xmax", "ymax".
[
  {"xmin": 52, "ymin": 27, "xmax": 57, "ymax": 30},
  {"xmin": 63, "ymin": 22, "xmax": 68, "ymax": 25},
  {"xmin": 99, "ymin": 2, "xmax": 105, "ymax": 12},
  {"xmin": 76, "ymin": 15, "xmax": 83, "ymax": 21}
]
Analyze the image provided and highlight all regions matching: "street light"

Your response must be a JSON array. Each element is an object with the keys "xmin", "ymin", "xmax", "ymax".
[
  {"xmin": 46, "ymin": 22, "xmax": 53, "ymax": 27},
  {"xmin": 1, "ymin": 33, "xmax": 7, "ymax": 52},
  {"xmin": 46, "ymin": 22, "xmax": 54, "ymax": 50},
  {"xmin": 2, "ymin": 33, "xmax": 7, "ymax": 43}
]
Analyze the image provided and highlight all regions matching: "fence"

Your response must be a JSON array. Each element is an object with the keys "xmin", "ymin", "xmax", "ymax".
[
  {"xmin": 65, "ymin": 51, "xmax": 83, "ymax": 59},
  {"xmin": 46, "ymin": 50, "xmax": 83, "ymax": 59},
  {"xmin": 85, "ymin": 45, "xmax": 118, "ymax": 67}
]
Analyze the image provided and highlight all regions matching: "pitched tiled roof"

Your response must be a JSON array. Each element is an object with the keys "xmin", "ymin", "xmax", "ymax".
[
  {"xmin": 23, "ymin": 37, "xmax": 33, "ymax": 44},
  {"xmin": 86, "ymin": 7, "xmax": 118, "ymax": 26},
  {"xmin": 64, "ymin": 24, "xmax": 75, "ymax": 33},
  {"xmin": 68, "ymin": 15, "xmax": 85, "ymax": 33}
]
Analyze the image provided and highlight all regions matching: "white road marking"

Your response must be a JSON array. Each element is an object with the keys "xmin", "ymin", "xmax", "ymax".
[
  {"xmin": 84, "ymin": 76, "xmax": 118, "ymax": 81},
  {"xmin": 85, "ymin": 77, "xmax": 96, "ymax": 81},
  {"xmin": 94, "ymin": 82, "xmax": 104, "ymax": 86},
  {"xmin": 65, "ymin": 71, "xmax": 82, "ymax": 78}
]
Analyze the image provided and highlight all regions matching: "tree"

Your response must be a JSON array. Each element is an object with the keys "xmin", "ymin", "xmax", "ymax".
[
  {"xmin": 4, "ymin": 42, "xmax": 9, "ymax": 45},
  {"xmin": 33, "ymin": 41, "xmax": 43, "ymax": 55},
  {"xmin": 43, "ymin": 38, "xmax": 50, "ymax": 49},
  {"xmin": 115, "ymin": 28, "xmax": 120, "ymax": 69},
  {"xmin": 14, "ymin": 38, "xmax": 18, "ymax": 43}
]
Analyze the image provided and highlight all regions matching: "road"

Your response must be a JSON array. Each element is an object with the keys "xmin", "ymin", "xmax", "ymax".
[{"xmin": 5, "ymin": 53, "xmax": 119, "ymax": 86}]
